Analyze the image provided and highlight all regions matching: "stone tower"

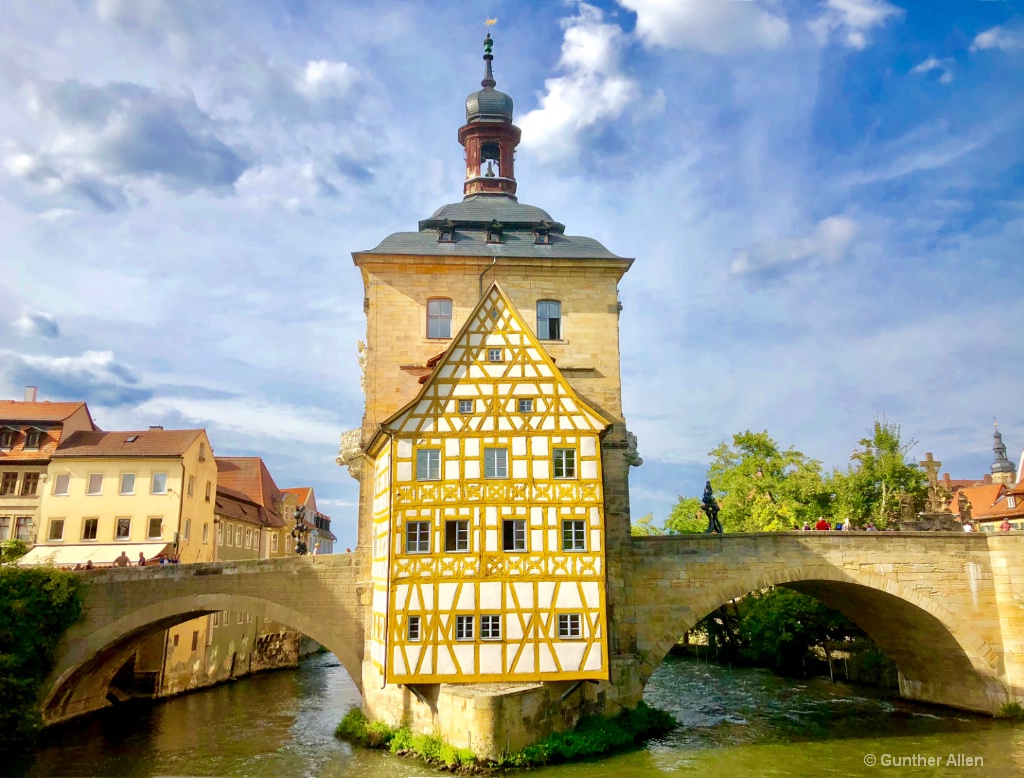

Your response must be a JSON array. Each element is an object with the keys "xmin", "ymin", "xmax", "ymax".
[
  {"xmin": 991, "ymin": 424, "xmax": 1017, "ymax": 486},
  {"xmin": 340, "ymin": 33, "xmax": 639, "ymax": 754}
]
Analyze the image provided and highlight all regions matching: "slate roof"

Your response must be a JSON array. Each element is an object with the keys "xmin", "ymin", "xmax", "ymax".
[
  {"xmin": 53, "ymin": 429, "xmax": 202, "ymax": 458},
  {"xmin": 358, "ymin": 194, "xmax": 629, "ymax": 261}
]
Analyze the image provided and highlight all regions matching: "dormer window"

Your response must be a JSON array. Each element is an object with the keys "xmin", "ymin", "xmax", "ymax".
[
  {"xmin": 0, "ymin": 428, "xmax": 13, "ymax": 449},
  {"xmin": 534, "ymin": 220, "xmax": 553, "ymax": 245},
  {"xmin": 486, "ymin": 219, "xmax": 503, "ymax": 244},
  {"xmin": 437, "ymin": 219, "xmax": 455, "ymax": 243},
  {"xmin": 24, "ymin": 428, "xmax": 42, "ymax": 450}
]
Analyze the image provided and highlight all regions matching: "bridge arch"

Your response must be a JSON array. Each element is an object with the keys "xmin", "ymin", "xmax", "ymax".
[
  {"xmin": 631, "ymin": 559, "xmax": 1009, "ymax": 713},
  {"xmin": 42, "ymin": 556, "xmax": 365, "ymax": 725}
]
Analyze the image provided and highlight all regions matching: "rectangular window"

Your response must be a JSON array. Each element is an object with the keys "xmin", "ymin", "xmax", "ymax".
[
  {"xmin": 503, "ymin": 519, "xmax": 526, "ymax": 552},
  {"xmin": 553, "ymin": 448, "xmax": 577, "ymax": 479},
  {"xmin": 1, "ymin": 473, "xmax": 18, "ymax": 495},
  {"xmin": 271, "ymin": 533, "xmax": 278, "ymax": 553},
  {"xmin": 151, "ymin": 472, "xmax": 168, "ymax": 494},
  {"xmin": 86, "ymin": 473, "xmax": 103, "ymax": 495},
  {"xmin": 115, "ymin": 518, "xmax": 131, "ymax": 540},
  {"xmin": 537, "ymin": 300, "xmax": 561, "ymax": 340},
  {"xmin": 82, "ymin": 518, "xmax": 98, "ymax": 541},
  {"xmin": 237, "ymin": 612, "xmax": 243, "ymax": 624},
  {"xmin": 445, "ymin": 520, "xmax": 469, "ymax": 552},
  {"xmin": 558, "ymin": 613, "xmax": 582, "ymax": 639},
  {"xmin": 455, "ymin": 615, "xmax": 474, "ymax": 641},
  {"xmin": 25, "ymin": 429, "xmax": 42, "ymax": 450},
  {"xmin": 20, "ymin": 473, "xmax": 39, "ymax": 496},
  {"xmin": 52, "ymin": 474, "xmax": 70, "ymax": 495},
  {"xmin": 245, "ymin": 527, "xmax": 253, "ymax": 547},
  {"xmin": 427, "ymin": 298, "xmax": 453, "ymax": 339},
  {"xmin": 408, "ymin": 616, "xmax": 421, "ymax": 641},
  {"xmin": 0, "ymin": 517, "xmax": 9, "ymax": 541},
  {"xmin": 484, "ymin": 448, "xmax": 508, "ymax": 479},
  {"xmin": 480, "ymin": 614, "xmax": 501, "ymax": 640},
  {"xmin": 1009, "ymin": 496, "xmax": 1018, "ymax": 509},
  {"xmin": 184, "ymin": 518, "xmax": 191, "ymax": 541},
  {"xmin": 562, "ymin": 520, "xmax": 587, "ymax": 551},
  {"xmin": 0, "ymin": 429, "xmax": 13, "ymax": 448},
  {"xmin": 187, "ymin": 476, "xmax": 194, "ymax": 498},
  {"xmin": 235, "ymin": 526, "xmax": 242, "ymax": 546},
  {"xmin": 517, "ymin": 398, "xmax": 533, "ymax": 413},
  {"xmin": 246, "ymin": 613, "xmax": 252, "ymax": 623},
  {"xmin": 213, "ymin": 612, "xmax": 220, "ymax": 627},
  {"xmin": 173, "ymin": 634, "xmax": 179, "ymax": 648},
  {"xmin": 205, "ymin": 481, "xmax": 211, "ymax": 502},
  {"xmin": 487, "ymin": 348, "xmax": 503, "ymax": 363},
  {"xmin": 406, "ymin": 521, "xmax": 430, "ymax": 554},
  {"xmin": 217, "ymin": 523, "xmax": 223, "ymax": 545},
  {"xmin": 191, "ymin": 631, "xmax": 199, "ymax": 652},
  {"xmin": 416, "ymin": 449, "xmax": 441, "ymax": 481},
  {"xmin": 147, "ymin": 517, "xmax": 162, "ymax": 539},
  {"xmin": 48, "ymin": 519, "xmax": 65, "ymax": 541},
  {"xmin": 15, "ymin": 517, "xmax": 31, "ymax": 541},
  {"xmin": 120, "ymin": 473, "xmax": 136, "ymax": 495},
  {"xmin": 202, "ymin": 523, "xmax": 209, "ymax": 544},
  {"xmin": 199, "ymin": 442, "xmax": 206, "ymax": 461},
  {"xmin": 458, "ymin": 399, "xmax": 474, "ymax": 414}
]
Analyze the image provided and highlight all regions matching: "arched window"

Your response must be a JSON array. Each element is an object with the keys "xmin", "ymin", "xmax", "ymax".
[
  {"xmin": 537, "ymin": 300, "xmax": 561, "ymax": 340},
  {"xmin": 427, "ymin": 298, "xmax": 453, "ymax": 339}
]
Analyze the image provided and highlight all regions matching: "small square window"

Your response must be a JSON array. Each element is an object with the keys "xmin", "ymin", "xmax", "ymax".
[
  {"xmin": 120, "ymin": 473, "xmax": 136, "ymax": 495},
  {"xmin": 147, "ymin": 517, "xmax": 163, "ymax": 539},
  {"xmin": 150, "ymin": 472, "xmax": 167, "ymax": 494},
  {"xmin": 408, "ymin": 616, "xmax": 422, "ymax": 641},
  {"xmin": 503, "ymin": 519, "xmax": 526, "ymax": 552},
  {"xmin": 445, "ymin": 519, "xmax": 469, "ymax": 552},
  {"xmin": 484, "ymin": 448, "xmax": 507, "ymax": 479},
  {"xmin": 487, "ymin": 348, "xmax": 503, "ymax": 363},
  {"xmin": 558, "ymin": 613, "xmax": 582, "ymax": 639},
  {"xmin": 553, "ymin": 448, "xmax": 576, "ymax": 479},
  {"xmin": 48, "ymin": 519, "xmax": 65, "ymax": 541},
  {"xmin": 458, "ymin": 399, "xmax": 474, "ymax": 414},
  {"xmin": 406, "ymin": 521, "xmax": 430, "ymax": 554},
  {"xmin": 456, "ymin": 615, "xmax": 474, "ymax": 641},
  {"xmin": 82, "ymin": 518, "xmax": 98, "ymax": 541},
  {"xmin": 480, "ymin": 614, "xmax": 501, "ymax": 640},
  {"xmin": 518, "ymin": 398, "xmax": 533, "ymax": 413},
  {"xmin": 52, "ymin": 474, "xmax": 70, "ymax": 496},
  {"xmin": 562, "ymin": 520, "xmax": 587, "ymax": 551},
  {"xmin": 416, "ymin": 449, "xmax": 441, "ymax": 481},
  {"xmin": 115, "ymin": 517, "xmax": 131, "ymax": 540},
  {"xmin": 86, "ymin": 473, "xmax": 103, "ymax": 495}
]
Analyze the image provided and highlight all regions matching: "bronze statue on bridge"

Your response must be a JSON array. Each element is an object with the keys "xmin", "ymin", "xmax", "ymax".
[{"xmin": 701, "ymin": 480, "xmax": 723, "ymax": 534}]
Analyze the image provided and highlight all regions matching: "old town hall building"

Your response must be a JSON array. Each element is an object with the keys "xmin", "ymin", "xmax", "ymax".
[{"xmin": 343, "ymin": 34, "xmax": 637, "ymax": 744}]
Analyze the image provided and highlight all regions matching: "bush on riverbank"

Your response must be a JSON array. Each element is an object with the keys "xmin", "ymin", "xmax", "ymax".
[
  {"xmin": 337, "ymin": 701, "xmax": 677, "ymax": 771},
  {"xmin": 0, "ymin": 566, "xmax": 84, "ymax": 753}
]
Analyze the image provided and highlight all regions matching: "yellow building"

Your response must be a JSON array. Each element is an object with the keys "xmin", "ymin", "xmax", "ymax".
[
  {"xmin": 22, "ymin": 427, "xmax": 216, "ymax": 566},
  {"xmin": 349, "ymin": 33, "xmax": 633, "ymax": 702},
  {"xmin": 215, "ymin": 457, "xmax": 288, "ymax": 560},
  {"xmin": 0, "ymin": 394, "xmax": 97, "ymax": 547}
]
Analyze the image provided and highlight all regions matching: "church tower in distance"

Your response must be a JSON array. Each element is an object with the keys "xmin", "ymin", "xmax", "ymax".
[{"xmin": 343, "ymin": 33, "xmax": 639, "ymax": 752}]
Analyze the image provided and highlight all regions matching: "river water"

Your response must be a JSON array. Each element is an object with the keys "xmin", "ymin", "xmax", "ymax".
[{"xmin": 15, "ymin": 652, "xmax": 1024, "ymax": 777}]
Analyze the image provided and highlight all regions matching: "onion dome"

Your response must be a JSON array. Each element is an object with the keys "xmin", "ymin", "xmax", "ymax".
[{"xmin": 465, "ymin": 32, "xmax": 513, "ymax": 123}]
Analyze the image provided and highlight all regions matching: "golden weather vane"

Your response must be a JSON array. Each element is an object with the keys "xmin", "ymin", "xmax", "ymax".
[{"xmin": 485, "ymin": 17, "xmax": 498, "ymax": 26}]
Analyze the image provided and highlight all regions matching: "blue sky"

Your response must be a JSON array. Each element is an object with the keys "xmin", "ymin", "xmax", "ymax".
[{"xmin": 2, "ymin": 0, "xmax": 1023, "ymax": 546}]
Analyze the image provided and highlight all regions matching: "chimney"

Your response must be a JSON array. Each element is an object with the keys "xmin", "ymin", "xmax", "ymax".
[
  {"xmin": 984, "ymin": 474, "xmax": 993, "ymax": 484},
  {"xmin": 149, "ymin": 425, "xmax": 164, "ymax": 430},
  {"xmin": 943, "ymin": 473, "xmax": 950, "ymax": 483},
  {"xmin": 24, "ymin": 386, "xmax": 38, "ymax": 402}
]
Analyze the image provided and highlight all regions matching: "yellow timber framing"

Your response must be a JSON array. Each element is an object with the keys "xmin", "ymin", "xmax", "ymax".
[{"xmin": 366, "ymin": 282, "xmax": 611, "ymax": 684}]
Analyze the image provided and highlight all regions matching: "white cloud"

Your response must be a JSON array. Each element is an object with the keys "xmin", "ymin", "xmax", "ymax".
[
  {"xmin": 618, "ymin": 0, "xmax": 790, "ymax": 55},
  {"xmin": 0, "ymin": 349, "xmax": 150, "ymax": 406},
  {"xmin": 519, "ymin": 3, "xmax": 639, "ymax": 162},
  {"xmin": 810, "ymin": 0, "xmax": 901, "ymax": 50},
  {"xmin": 911, "ymin": 57, "xmax": 953, "ymax": 84},
  {"xmin": 11, "ymin": 311, "xmax": 60, "ymax": 338},
  {"xmin": 971, "ymin": 26, "xmax": 1024, "ymax": 53},
  {"xmin": 729, "ymin": 216, "xmax": 859, "ymax": 278},
  {"xmin": 296, "ymin": 60, "xmax": 360, "ymax": 100}
]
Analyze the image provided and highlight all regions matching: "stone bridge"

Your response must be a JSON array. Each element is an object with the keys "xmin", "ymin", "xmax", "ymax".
[
  {"xmin": 42, "ymin": 533, "xmax": 1024, "ymax": 726},
  {"xmin": 612, "ymin": 532, "xmax": 1024, "ymax": 713},
  {"xmin": 42, "ymin": 554, "xmax": 365, "ymax": 725}
]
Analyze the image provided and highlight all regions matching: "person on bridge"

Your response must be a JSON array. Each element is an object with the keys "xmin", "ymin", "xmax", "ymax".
[
  {"xmin": 113, "ymin": 551, "xmax": 130, "ymax": 567},
  {"xmin": 1000, "ymin": 520, "xmax": 1013, "ymax": 532},
  {"xmin": 138, "ymin": 552, "xmax": 146, "ymax": 566},
  {"xmin": 814, "ymin": 517, "xmax": 831, "ymax": 531},
  {"xmin": 865, "ymin": 521, "xmax": 877, "ymax": 531}
]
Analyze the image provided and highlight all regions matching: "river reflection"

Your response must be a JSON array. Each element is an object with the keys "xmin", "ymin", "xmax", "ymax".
[{"xmin": 16, "ymin": 652, "xmax": 1024, "ymax": 777}]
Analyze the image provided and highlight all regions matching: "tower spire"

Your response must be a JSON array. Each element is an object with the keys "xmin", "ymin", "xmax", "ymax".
[
  {"xmin": 991, "ymin": 419, "xmax": 1017, "ymax": 485},
  {"xmin": 482, "ymin": 32, "xmax": 496, "ymax": 88}
]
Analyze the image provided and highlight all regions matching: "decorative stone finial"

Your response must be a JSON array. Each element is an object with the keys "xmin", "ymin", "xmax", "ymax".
[{"xmin": 482, "ymin": 32, "xmax": 496, "ymax": 88}]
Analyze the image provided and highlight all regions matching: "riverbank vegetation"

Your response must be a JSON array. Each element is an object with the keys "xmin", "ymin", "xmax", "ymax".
[
  {"xmin": 0, "ymin": 565, "xmax": 84, "ymax": 753},
  {"xmin": 336, "ymin": 701, "xmax": 677, "ymax": 772}
]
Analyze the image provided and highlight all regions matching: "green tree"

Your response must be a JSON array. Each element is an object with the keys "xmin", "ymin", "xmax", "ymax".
[
  {"xmin": 706, "ymin": 431, "xmax": 832, "ymax": 532},
  {"xmin": 0, "ymin": 540, "xmax": 28, "ymax": 566},
  {"xmin": 630, "ymin": 512, "xmax": 663, "ymax": 536},
  {"xmin": 664, "ymin": 496, "xmax": 705, "ymax": 534},
  {"xmin": 829, "ymin": 417, "xmax": 927, "ymax": 528}
]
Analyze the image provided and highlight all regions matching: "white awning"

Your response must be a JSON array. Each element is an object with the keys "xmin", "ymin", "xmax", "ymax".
[{"xmin": 18, "ymin": 542, "xmax": 172, "ymax": 568}]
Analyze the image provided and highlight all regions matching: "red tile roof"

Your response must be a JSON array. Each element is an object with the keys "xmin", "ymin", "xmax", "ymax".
[
  {"xmin": 215, "ymin": 485, "xmax": 285, "ymax": 528},
  {"xmin": 0, "ymin": 401, "xmax": 91, "ymax": 423},
  {"xmin": 53, "ymin": 429, "xmax": 203, "ymax": 458},
  {"xmin": 950, "ymin": 484, "xmax": 1008, "ymax": 521},
  {"xmin": 216, "ymin": 457, "xmax": 281, "ymax": 510},
  {"xmin": 280, "ymin": 486, "xmax": 312, "ymax": 505},
  {"xmin": 0, "ymin": 401, "xmax": 98, "ymax": 462}
]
